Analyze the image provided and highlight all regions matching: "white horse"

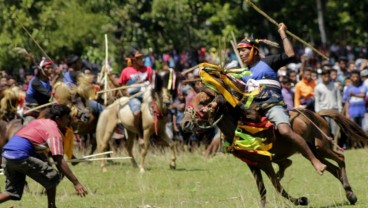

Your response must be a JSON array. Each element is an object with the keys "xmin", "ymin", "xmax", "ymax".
[{"xmin": 96, "ymin": 71, "xmax": 177, "ymax": 173}]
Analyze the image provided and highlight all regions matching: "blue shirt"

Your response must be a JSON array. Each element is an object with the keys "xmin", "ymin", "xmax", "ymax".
[
  {"xmin": 343, "ymin": 83, "xmax": 367, "ymax": 118},
  {"xmin": 240, "ymin": 54, "xmax": 294, "ymax": 105},
  {"xmin": 2, "ymin": 136, "xmax": 35, "ymax": 160}
]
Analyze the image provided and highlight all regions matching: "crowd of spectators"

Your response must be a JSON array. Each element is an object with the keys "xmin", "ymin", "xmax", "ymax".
[{"xmin": 1, "ymin": 42, "xmax": 368, "ymax": 151}]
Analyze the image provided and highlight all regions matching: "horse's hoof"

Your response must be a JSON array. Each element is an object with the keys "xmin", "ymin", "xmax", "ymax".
[
  {"xmin": 139, "ymin": 167, "xmax": 145, "ymax": 174},
  {"xmin": 132, "ymin": 162, "xmax": 139, "ymax": 168},
  {"xmin": 347, "ymin": 192, "xmax": 358, "ymax": 205},
  {"xmin": 295, "ymin": 197, "xmax": 308, "ymax": 206},
  {"xmin": 169, "ymin": 163, "xmax": 176, "ymax": 170},
  {"xmin": 102, "ymin": 167, "xmax": 108, "ymax": 173}
]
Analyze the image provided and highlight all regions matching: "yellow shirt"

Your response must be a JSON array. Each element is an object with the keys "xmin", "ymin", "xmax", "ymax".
[{"xmin": 63, "ymin": 127, "xmax": 74, "ymax": 160}]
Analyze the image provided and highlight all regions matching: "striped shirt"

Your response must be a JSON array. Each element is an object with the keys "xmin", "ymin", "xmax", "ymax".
[{"xmin": 16, "ymin": 119, "xmax": 63, "ymax": 156}]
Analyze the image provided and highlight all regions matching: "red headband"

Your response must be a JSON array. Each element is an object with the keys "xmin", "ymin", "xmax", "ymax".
[{"xmin": 237, "ymin": 43, "xmax": 258, "ymax": 51}]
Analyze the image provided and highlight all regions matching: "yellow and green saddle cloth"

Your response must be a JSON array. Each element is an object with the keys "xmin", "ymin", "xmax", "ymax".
[
  {"xmin": 197, "ymin": 63, "xmax": 273, "ymax": 159},
  {"xmin": 224, "ymin": 118, "xmax": 274, "ymax": 160}
]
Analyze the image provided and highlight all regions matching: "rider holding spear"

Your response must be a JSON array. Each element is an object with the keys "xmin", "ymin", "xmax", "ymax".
[
  {"xmin": 108, "ymin": 50, "xmax": 154, "ymax": 144},
  {"xmin": 236, "ymin": 23, "xmax": 326, "ymax": 175}
]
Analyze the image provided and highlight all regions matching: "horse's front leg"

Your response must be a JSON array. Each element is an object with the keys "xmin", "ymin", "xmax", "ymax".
[
  {"xmin": 160, "ymin": 121, "xmax": 176, "ymax": 170},
  {"xmin": 247, "ymin": 164, "xmax": 267, "ymax": 208},
  {"xmin": 274, "ymin": 158, "xmax": 293, "ymax": 180},
  {"xmin": 139, "ymin": 126, "xmax": 152, "ymax": 173},
  {"xmin": 260, "ymin": 162, "xmax": 308, "ymax": 206}
]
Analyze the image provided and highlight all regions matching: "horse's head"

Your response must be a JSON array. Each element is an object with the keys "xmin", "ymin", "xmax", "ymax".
[
  {"xmin": 181, "ymin": 87, "xmax": 223, "ymax": 132},
  {"xmin": 52, "ymin": 81, "xmax": 93, "ymax": 134},
  {"xmin": 151, "ymin": 69, "xmax": 182, "ymax": 114},
  {"xmin": 0, "ymin": 87, "xmax": 24, "ymax": 122}
]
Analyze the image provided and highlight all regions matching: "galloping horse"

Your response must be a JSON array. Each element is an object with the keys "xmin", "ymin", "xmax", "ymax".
[
  {"xmin": 52, "ymin": 74, "xmax": 99, "ymax": 155},
  {"xmin": 180, "ymin": 69, "xmax": 365, "ymax": 207},
  {"xmin": 96, "ymin": 69, "xmax": 180, "ymax": 173},
  {"xmin": 0, "ymin": 87, "xmax": 25, "ymax": 164}
]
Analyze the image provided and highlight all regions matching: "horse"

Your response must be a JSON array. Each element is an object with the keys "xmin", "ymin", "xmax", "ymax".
[
  {"xmin": 180, "ymin": 85, "xmax": 364, "ymax": 207},
  {"xmin": 0, "ymin": 87, "xmax": 25, "ymax": 158},
  {"xmin": 96, "ymin": 69, "xmax": 180, "ymax": 173},
  {"xmin": 52, "ymin": 74, "xmax": 99, "ymax": 155}
]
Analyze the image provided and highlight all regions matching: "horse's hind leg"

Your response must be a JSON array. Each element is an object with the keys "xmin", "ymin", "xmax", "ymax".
[
  {"xmin": 96, "ymin": 113, "xmax": 117, "ymax": 172},
  {"xmin": 125, "ymin": 130, "xmax": 138, "ymax": 168},
  {"xmin": 259, "ymin": 162, "xmax": 309, "ymax": 206},
  {"xmin": 317, "ymin": 148, "xmax": 357, "ymax": 205}
]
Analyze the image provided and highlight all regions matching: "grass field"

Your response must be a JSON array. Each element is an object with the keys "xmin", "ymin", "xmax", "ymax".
[{"xmin": 1, "ymin": 147, "xmax": 368, "ymax": 208}]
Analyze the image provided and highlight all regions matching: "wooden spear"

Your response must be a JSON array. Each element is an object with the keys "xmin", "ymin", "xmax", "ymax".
[
  {"xmin": 104, "ymin": 34, "xmax": 109, "ymax": 106},
  {"xmin": 245, "ymin": 0, "xmax": 329, "ymax": 60},
  {"xmin": 230, "ymin": 32, "xmax": 246, "ymax": 69},
  {"xmin": 23, "ymin": 102, "xmax": 56, "ymax": 114},
  {"xmin": 97, "ymin": 83, "xmax": 148, "ymax": 94},
  {"xmin": 181, "ymin": 64, "xmax": 200, "ymax": 76}
]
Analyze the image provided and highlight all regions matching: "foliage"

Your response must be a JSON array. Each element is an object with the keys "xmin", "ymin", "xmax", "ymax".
[{"xmin": 0, "ymin": 0, "xmax": 367, "ymax": 72}]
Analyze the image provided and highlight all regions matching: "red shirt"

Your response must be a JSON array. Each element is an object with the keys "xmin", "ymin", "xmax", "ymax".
[
  {"xmin": 118, "ymin": 66, "xmax": 153, "ymax": 85},
  {"xmin": 16, "ymin": 119, "xmax": 64, "ymax": 156}
]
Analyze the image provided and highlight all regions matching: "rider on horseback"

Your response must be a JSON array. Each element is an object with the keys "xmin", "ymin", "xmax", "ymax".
[
  {"xmin": 114, "ymin": 50, "xmax": 154, "ymax": 143},
  {"xmin": 236, "ymin": 23, "xmax": 326, "ymax": 175},
  {"xmin": 25, "ymin": 60, "xmax": 55, "ymax": 106}
]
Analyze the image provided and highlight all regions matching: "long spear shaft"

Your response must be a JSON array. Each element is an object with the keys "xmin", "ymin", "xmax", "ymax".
[
  {"xmin": 17, "ymin": 19, "xmax": 53, "ymax": 62},
  {"xmin": 245, "ymin": 0, "xmax": 329, "ymax": 60}
]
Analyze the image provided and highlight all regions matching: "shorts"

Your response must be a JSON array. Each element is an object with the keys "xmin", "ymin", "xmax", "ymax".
[
  {"xmin": 128, "ymin": 98, "xmax": 142, "ymax": 113},
  {"xmin": 1, "ymin": 156, "xmax": 61, "ymax": 200},
  {"xmin": 89, "ymin": 100, "xmax": 105, "ymax": 117},
  {"xmin": 265, "ymin": 105, "xmax": 290, "ymax": 127}
]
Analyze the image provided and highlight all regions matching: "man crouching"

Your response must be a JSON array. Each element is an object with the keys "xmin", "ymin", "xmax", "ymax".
[{"xmin": 0, "ymin": 104, "xmax": 87, "ymax": 208}]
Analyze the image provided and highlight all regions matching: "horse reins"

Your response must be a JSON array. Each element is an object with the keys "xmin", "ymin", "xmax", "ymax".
[{"xmin": 293, "ymin": 108, "xmax": 344, "ymax": 152}]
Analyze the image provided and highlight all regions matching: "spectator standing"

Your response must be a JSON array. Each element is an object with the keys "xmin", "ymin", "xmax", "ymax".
[
  {"xmin": 280, "ymin": 76, "xmax": 294, "ymax": 110},
  {"xmin": 294, "ymin": 67, "xmax": 317, "ymax": 111},
  {"xmin": 343, "ymin": 70, "xmax": 367, "ymax": 128},
  {"xmin": 314, "ymin": 70, "xmax": 343, "ymax": 113}
]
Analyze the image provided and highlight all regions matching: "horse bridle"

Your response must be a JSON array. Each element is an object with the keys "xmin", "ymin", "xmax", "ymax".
[{"xmin": 184, "ymin": 93, "xmax": 223, "ymax": 130}]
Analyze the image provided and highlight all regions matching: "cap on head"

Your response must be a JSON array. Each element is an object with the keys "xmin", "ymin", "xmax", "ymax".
[
  {"xmin": 41, "ymin": 60, "xmax": 53, "ymax": 68},
  {"xmin": 128, "ymin": 49, "xmax": 144, "ymax": 59}
]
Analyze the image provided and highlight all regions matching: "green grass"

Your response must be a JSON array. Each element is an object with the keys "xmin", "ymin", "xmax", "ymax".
[{"xmin": 1, "ymin": 148, "xmax": 368, "ymax": 208}]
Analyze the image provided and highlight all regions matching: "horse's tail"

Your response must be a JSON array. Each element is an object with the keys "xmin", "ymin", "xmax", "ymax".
[{"xmin": 318, "ymin": 109, "xmax": 368, "ymax": 143}]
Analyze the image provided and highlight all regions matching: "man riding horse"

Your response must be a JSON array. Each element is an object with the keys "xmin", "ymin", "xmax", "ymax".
[
  {"xmin": 109, "ymin": 50, "xmax": 154, "ymax": 144},
  {"xmin": 214, "ymin": 23, "xmax": 326, "ymax": 175}
]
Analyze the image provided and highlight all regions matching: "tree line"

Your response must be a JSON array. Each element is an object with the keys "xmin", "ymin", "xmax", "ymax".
[{"xmin": 1, "ymin": 0, "xmax": 367, "ymax": 73}]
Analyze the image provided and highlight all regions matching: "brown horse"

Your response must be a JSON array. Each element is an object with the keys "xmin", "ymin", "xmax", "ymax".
[
  {"xmin": 0, "ymin": 87, "xmax": 25, "ymax": 160},
  {"xmin": 180, "ymin": 87, "xmax": 364, "ymax": 207},
  {"xmin": 52, "ymin": 75, "xmax": 99, "ymax": 155},
  {"xmin": 96, "ymin": 70, "xmax": 180, "ymax": 173}
]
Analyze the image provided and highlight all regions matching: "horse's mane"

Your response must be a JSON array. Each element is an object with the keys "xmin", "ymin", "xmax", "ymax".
[
  {"xmin": 53, "ymin": 73, "xmax": 95, "ymax": 107},
  {"xmin": 0, "ymin": 87, "xmax": 24, "ymax": 113},
  {"xmin": 155, "ymin": 69, "xmax": 183, "ymax": 100},
  {"xmin": 77, "ymin": 74, "xmax": 95, "ymax": 101}
]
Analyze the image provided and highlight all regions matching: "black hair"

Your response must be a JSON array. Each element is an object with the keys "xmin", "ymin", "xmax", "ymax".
[
  {"xmin": 67, "ymin": 55, "xmax": 80, "ymax": 66},
  {"xmin": 351, "ymin": 69, "xmax": 361, "ymax": 75},
  {"xmin": 280, "ymin": 76, "xmax": 291, "ymax": 84},
  {"xmin": 48, "ymin": 104, "xmax": 71, "ymax": 120}
]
